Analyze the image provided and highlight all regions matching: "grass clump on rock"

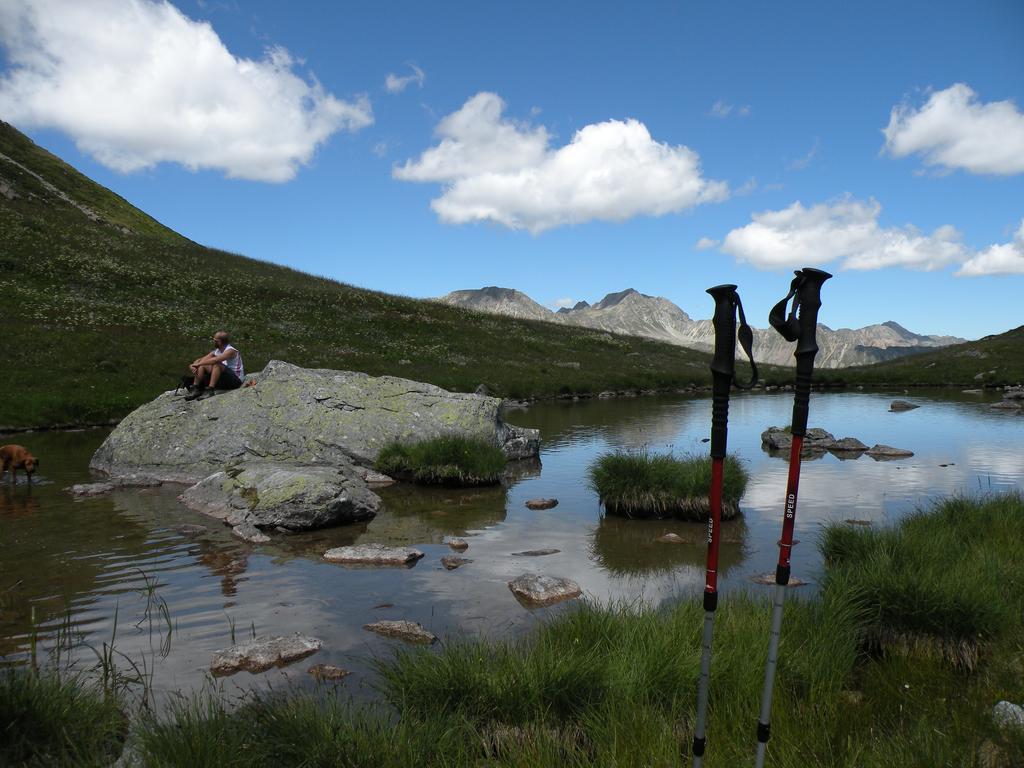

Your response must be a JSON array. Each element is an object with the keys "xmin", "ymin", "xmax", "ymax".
[
  {"xmin": 375, "ymin": 435, "xmax": 506, "ymax": 487},
  {"xmin": 588, "ymin": 451, "xmax": 747, "ymax": 520}
]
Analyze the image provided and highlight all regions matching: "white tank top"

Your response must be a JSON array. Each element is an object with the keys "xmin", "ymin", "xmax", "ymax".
[{"xmin": 216, "ymin": 344, "xmax": 244, "ymax": 379}]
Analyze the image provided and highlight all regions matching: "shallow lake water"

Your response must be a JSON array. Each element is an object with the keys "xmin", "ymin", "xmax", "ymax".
[{"xmin": 1, "ymin": 389, "xmax": 1021, "ymax": 706}]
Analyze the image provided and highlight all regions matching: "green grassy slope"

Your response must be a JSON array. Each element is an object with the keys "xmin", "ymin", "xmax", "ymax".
[
  {"xmin": 0, "ymin": 122, "xmax": 743, "ymax": 429},
  {"xmin": 818, "ymin": 326, "xmax": 1024, "ymax": 387}
]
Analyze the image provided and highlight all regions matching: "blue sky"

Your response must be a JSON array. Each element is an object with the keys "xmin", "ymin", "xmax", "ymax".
[{"xmin": 2, "ymin": 0, "xmax": 1022, "ymax": 338}]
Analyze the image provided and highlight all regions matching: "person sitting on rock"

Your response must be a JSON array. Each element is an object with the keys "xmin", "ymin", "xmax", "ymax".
[{"xmin": 185, "ymin": 331, "xmax": 245, "ymax": 401}]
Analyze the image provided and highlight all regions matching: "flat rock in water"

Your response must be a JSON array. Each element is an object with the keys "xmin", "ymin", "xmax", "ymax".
[
  {"xmin": 761, "ymin": 427, "xmax": 837, "ymax": 452},
  {"xmin": 991, "ymin": 401, "xmax": 1022, "ymax": 410},
  {"xmin": 525, "ymin": 498, "xmax": 558, "ymax": 510},
  {"xmin": 441, "ymin": 555, "xmax": 472, "ymax": 570},
  {"xmin": 445, "ymin": 537, "xmax": 469, "ymax": 551},
  {"xmin": 210, "ymin": 634, "xmax": 321, "ymax": 676},
  {"xmin": 323, "ymin": 544, "xmax": 424, "ymax": 566},
  {"xmin": 750, "ymin": 573, "xmax": 808, "ymax": 587},
  {"xmin": 508, "ymin": 574, "xmax": 582, "ymax": 607},
  {"xmin": 363, "ymin": 620, "xmax": 437, "ymax": 644},
  {"xmin": 69, "ymin": 482, "xmax": 115, "ymax": 497},
  {"xmin": 361, "ymin": 469, "xmax": 395, "ymax": 485},
  {"xmin": 511, "ymin": 548, "xmax": 560, "ymax": 557},
  {"xmin": 180, "ymin": 461, "xmax": 381, "ymax": 532},
  {"xmin": 232, "ymin": 522, "xmax": 270, "ymax": 544},
  {"xmin": 844, "ymin": 519, "xmax": 873, "ymax": 526},
  {"xmin": 90, "ymin": 360, "xmax": 540, "ymax": 484},
  {"xmin": 308, "ymin": 664, "xmax": 351, "ymax": 681},
  {"xmin": 865, "ymin": 444, "xmax": 914, "ymax": 458},
  {"xmin": 992, "ymin": 700, "xmax": 1024, "ymax": 729},
  {"xmin": 830, "ymin": 437, "xmax": 869, "ymax": 452},
  {"xmin": 889, "ymin": 400, "xmax": 920, "ymax": 412},
  {"xmin": 175, "ymin": 523, "xmax": 209, "ymax": 536},
  {"xmin": 656, "ymin": 533, "xmax": 685, "ymax": 544}
]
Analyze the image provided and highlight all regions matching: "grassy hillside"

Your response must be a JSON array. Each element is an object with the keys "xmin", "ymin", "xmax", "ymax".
[
  {"xmin": 817, "ymin": 326, "xmax": 1024, "ymax": 387},
  {"xmin": 0, "ymin": 122, "xmax": 756, "ymax": 429}
]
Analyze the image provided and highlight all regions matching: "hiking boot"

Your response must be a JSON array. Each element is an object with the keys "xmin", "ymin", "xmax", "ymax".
[{"xmin": 184, "ymin": 388, "xmax": 205, "ymax": 402}]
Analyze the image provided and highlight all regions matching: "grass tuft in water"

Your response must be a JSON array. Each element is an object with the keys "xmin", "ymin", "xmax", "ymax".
[
  {"xmin": 375, "ymin": 435, "xmax": 506, "ymax": 486},
  {"xmin": 588, "ymin": 451, "xmax": 747, "ymax": 520}
]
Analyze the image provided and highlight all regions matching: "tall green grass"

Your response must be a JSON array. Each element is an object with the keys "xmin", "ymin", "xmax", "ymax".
[
  {"xmin": 821, "ymin": 493, "xmax": 1024, "ymax": 668},
  {"xmin": 588, "ymin": 452, "xmax": 748, "ymax": 520},
  {"xmin": 374, "ymin": 435, "xmax": 507, "ymax": 486},
  {"xmin": 0, "ymin": 670, "xmax": 127, "ymax": 767}
]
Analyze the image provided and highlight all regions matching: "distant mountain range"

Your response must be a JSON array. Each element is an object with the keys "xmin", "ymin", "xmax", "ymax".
[{"xmin": 437, "ymin": 287, "xmax": 967, "ymax": 368}]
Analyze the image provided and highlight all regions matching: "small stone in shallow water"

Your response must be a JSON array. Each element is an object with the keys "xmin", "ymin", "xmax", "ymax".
[
  {"xmin": 68, "ymin": 482, "xmax": 115, "ymax": 497},
  {"xmin": 657, "ymin": 533, "xmax": 685, "ymax": 544},
  {"xmin": 889, "ymin": 400, "xmax": 920, "ymax": 412},
  {"xmin": 175, "ymin": 524, "xmax": 209, "ymax": 536},
  {"xmin": 308, "ymin": 664, "xmax": 351, "ymax": 681},
  {"xmin": 441, "ymin": 555, "xmax": 472, "ymax": 570},
  {"xmin": 363, "ymin": 620, "xmax": 437, "ymax": 644},
  {"xmin": 844, "ymin": 519, "xmax": 872, "ymax": 526},
  {"xmin": 865, "ymin": 444, "xmax": 915, "ymax": 458},
  {"xmin": 323, "ymin": 544, "xmax": 424, "ymax": 565},
  {"xmin": 445, "ymin": 537, "xmax": 469, "ymax": 551},
  {"xmin": 210, "ymin": 634, "xmax": 321, "ymax": 676},
  {"xmin": 508, "ymin": 574, "xmax": 581, "ymax": 607},
  {"xmin": 511, "ymin": 548, "xmax": 560, "ymax": 557},
  {"xmin": 525, "ymin": 498, "xmax": 558, "ymax": 510},
  {"xmin": 232, "ymin": 523, "xmax": 270, "ymax": 544},
  {"xmin": 749, "ymin": 573, "xmax": 808, "ymax": 587}
]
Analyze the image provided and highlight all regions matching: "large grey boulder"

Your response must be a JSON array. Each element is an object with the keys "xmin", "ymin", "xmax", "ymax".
[
  {"xmin": 508, "ymin": 574, "xmax": 582, "ymax": 607},
  {"xmin": 210, "ymin": 634, "xmax": 322, "ymax": 676},
  {"xmin": 180, "ymin": 461, "xmax": 380, "ymax": 531},
  {"xmin": 91, "ymin": 360, "xmax": 540, "ymax": 484}
]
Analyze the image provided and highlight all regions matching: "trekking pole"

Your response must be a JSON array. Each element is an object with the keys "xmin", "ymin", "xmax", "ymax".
[
  {"xmin": 753, "ymin": 267, "xmax": 831, "ymax": 768},
  {"xmin": 692, "ymin": 284, "xmax": 757, "ymax": 768}
]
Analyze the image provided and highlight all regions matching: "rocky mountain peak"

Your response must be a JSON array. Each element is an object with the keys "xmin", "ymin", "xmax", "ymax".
[{"xmin": 593, "ymin": 288, "xmax": 646, "ymax": 310}]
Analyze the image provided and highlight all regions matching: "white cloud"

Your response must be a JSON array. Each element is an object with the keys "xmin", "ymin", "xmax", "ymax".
[
  {"xmin": 694, "ymin": 237, "xmax": 719, "ymax": 251},
  {"xmin": 957, "ymin": 221, "xmax": 1024, "ymax": 276},
  {"xmin": 384, "ymin": 64, "xmax": 425, "ymax": 94},
  {"xmin": 394, "ymin": 92, "xmax": 728, "ymax": 233},
  {"xmin": 709, "ymin": 100, "xmax": 750, "ymax": 119},
  {"xmin": 721, "ymin": 197, "xmax": 969, "ymax": 271},
  {"xmin": 0, "ymin": 0, "xmax": 372, "ymax": 182},
  {"xmin": 553, "ymin": 297, "xmax": 577, "ymax": 309},
  {"xmin": 787, "ymin": 138, "xmax": 819, "ymax": 171},
  {"xmin": 883, "ymin": 83, "xmax": 1024, "ymax": 176}
]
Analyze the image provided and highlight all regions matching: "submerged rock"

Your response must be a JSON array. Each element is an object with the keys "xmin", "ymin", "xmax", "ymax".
[
  {"xmin": 90, "ymin": 360, "xmax": 540, "ymax": 484},
  {"xmin": 865, "ymin": 444, "xmax": 914, "ymax": 458},
  {"xmin": 525, "ymin": 498, "xmax": 559, "ymax": 510},
  {"xmin": 323, "ymin": 544, "xmax": 424, "ymax": 566},
  {"xmin": 363, "ymin": 620, "xmax": 437, "ymax": 644},
  {"xmin": 180, "ymin": 461, "xmax": 380, "ymax": 532},
  {"xmin": 69, "ymin": 482, "xmax": 115, "ymax": 497},
  {"xmin": 508, "ymin": 574, "xmax": 582, "ymax": 607},
  {"xmin": 231, "ymin": 522, "xmax": 270, "ymax": 544},
  {"xmin": 441, "ymin": 555, "xmax": 472, "ymax": 570},
  {"xmin": 511, "ymin": 548, "xmax": 560, "ymax": 557},
  {"xmin": 656, "ymin": 533, "xmax": 685, "ymax": 544},
  {"xmin": 889, "ymin": 400, "xmax": 920, "ymax": 412},
  {"xmin": 68, "ymin": 475, "xmax": 163, "ymax": 497},
  {"xmin": 991, "ymin": 400, "xmax": 1022, "ymax": 410},
  {"xmin": 210, "ymin": 634, "xmax": 321, "ymax": 676},
  {"xmin": 749, "ymin": 573, "xmax": 808, "ymax": 587},
  {"xmin": 445, "ymin": 536, "xmax": 469, "ymax": 551},
  {"xmin": 308, "ymin": 664, "xmax": 351, "ymax": 682}
]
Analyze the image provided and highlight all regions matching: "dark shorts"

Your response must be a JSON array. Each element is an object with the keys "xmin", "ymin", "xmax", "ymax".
[{"xmin": 214, "ymin": 366, "xmax": 242, "ymax": 390}]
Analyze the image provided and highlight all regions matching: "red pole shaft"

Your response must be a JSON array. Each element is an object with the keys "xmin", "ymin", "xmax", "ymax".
[
  {"xmin": 776, "ymin": 435, "xmax": 803, "ymax": 570},
  {"xmin": 705, "ymin": 457, "xmax": 725, "ymax": 594}
]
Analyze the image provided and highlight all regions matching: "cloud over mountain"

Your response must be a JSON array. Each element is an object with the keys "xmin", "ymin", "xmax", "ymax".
[
  {"xmin": 0, "ymin": 0, "xmax": 372, "ymax": 182},
  {"xmin": 957, "ymin": 220, "xmax": 1024, "ymax": 276},
  {"xmin": 883, "ymin": 83, "xmax": 1024, "ymax": 176},
  {"xmin": 394, "ymin": 92, "xmax": 728, "ymax": 233}
]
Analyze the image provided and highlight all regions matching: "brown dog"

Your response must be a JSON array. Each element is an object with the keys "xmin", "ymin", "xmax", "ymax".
[{"xmin": 1, "ymin": 444, "xmax": 38, "ymax": 484}]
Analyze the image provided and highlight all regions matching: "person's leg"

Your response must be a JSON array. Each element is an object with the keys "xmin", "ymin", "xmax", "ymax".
[
  {"xmin": 209, "ymin": 364, "xmax": 222, "ymax": 388},
  {"xmin": 186, "ymin": 365, "xmax": 213, "ymax": 400},
  {"xmin": 213, "ymin": 366, "xmax": 241, "ymax": 391}
]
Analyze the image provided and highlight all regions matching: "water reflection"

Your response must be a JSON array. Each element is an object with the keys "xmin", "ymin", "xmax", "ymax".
[{"xmin": 590, "ymin": 515, "xmax": 747, "ymax": 576}]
